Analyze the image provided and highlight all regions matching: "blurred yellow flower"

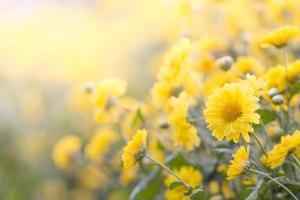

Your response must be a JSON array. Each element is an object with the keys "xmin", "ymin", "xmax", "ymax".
[
  {"xmin": 267, "ymin": 130, "xmax": 300, "ymax": 169},
  {"xmin": 52, "ymin": 135, "xmax": 81, "ymax": 169},
  {"xmin": 227, "ymin": 146, "xmax": 250, "ymax": 180},
  {"xmin": 209, "ymin": 180, "xmax": 220, "ymax": 194},
  {"xmin": 85, "ymin": 129, "xmax": 118, "ymax": 162},
  {"xmin": 119, "ymin": 167, "xmax": 137, "ymax": 186},
  {"xmin": 234, "ymin": 56, "xmax": 264, "ymax": 76},
  {"xmin": 260, "ymin": 154, "xmax": 269, "ymax": 168},
  {"xmin": 202, "ymin": 71, "xmax": 238, "ymax": 98},
  {"xmin": 157, "ymin": 38, "xmax": 191, "ymax": 84},
  {"xmin": 260, "ymin": 25, "xmax": 299, "ymax": 48},
  {"xmin": 78, "ymin": 165, "xmax": 107, "ymax": 189},
  {"xmin": 168, "ymin": 92, "xmax": 200, "ymax": 151},
  {"xmin": 222, "ymin": 181, "xmax": 235, "ymax": 199},
  {"xmin": 204, "ymin": 83, "xmax": 260, "ymax": 143},
  {"xmin": 267, "ymin": 122, "xmax": 281, "ymax": 138},
  {"xmin": 265, "ymin": 65, "xmax": 286, "ymax": 91},
  {"xmin": 164, "ymin": 166, "xmax": 202, "ymax": 200},
  {"xmin": 121, "ymin": 129, "xmax": 148, "ymax": 169},
  {"xmin": 287, "ymin": 60, "xmax": 300, "ymax": 81},
  {"xmin": 242, "ymin": 74, "xmax": 266, "ymax": 96},
  {"xmin": 93, "ymin": 77, "xmax": 127, "ymax": 107}
]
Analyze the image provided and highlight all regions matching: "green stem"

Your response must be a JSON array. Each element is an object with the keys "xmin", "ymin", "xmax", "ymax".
[
  {"xmin": 248, "ymin": 168, "xmax": 298, "ymax": 200},
  {"xmin": 145, "ymin": 154, "xmax": 191, "ymax": 191},
  {"xmin": 259, "ymin": 119, "xmax": 269, "ymax": 138},
  {"xmin": 291, "ymin": 154, "xmax": 300, "ymax": 169},
  {"xmin": 252, "ymin": 132, "xmax": 268, "ymax": 158},
  {"xmin": 282, "ymin": 47, "xmax": 290, "ymax": 133}
]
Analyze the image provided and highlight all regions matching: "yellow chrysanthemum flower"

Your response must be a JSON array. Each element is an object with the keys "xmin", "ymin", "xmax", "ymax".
[
  {"xmin": 168, "ymin": 92, "xmax": 200, "ymax": 151},
  {"xmin": 202, "ymin": 71, "xmax": 238, "ymax": 98},
  {"xmin": 93, "ymin": 77, "xmax": 127, "ymax": 107},
  {"xmin": 260, "ymin": 25, "xmax": 299, "ymax": 48},
  {"xmin": 241, "ymin": 74, "xmax": 266, "ymax": 96},
  {"xmin": 164, "ymin": 166, "xmax": 202, "ymax": 200},
  {"xmin": 234, "ymin": 56, "xmax": 264, "ymax": 76},
  {"xmin": 287, "ymin": 60, "xmax": 300, "ymax": 81},
  {"xmin": 85, "ymin": 129, "xmax": 118, "ymax": 162},
  {"xmin": 119, "ymin": 167, "xmax": 137, "ymax": 186},
  {"xmin": 204, "ymin": 83, "xmax": 260, "ymax": 143},
  {"xmin": 52, "ymin": 135, "xmax": 81, "ymax": 169},
  {"xmin": 121, "ymin": 129, "xmax": 148, "ymax": 169},
  {"xmin": 227, "ymin": 146, "xmax": 250, "ymax": 180},
  {"xmin": 265, "ymin": 65, "xmax": 286, "ymax": 91},
  {"xmin": 151, "ymin": 80, "xmax": 173, "ymax": 104},
  {"xmin": 267, "ymin": 130, "xmax": 300, "ymax": 169},
  {"xmin": 78, "ymin": 165, "xmax": 107, "ymax": 189},
  {"xmin": 209, "ymin": 180, "xmax": 220, "ymax": 194},
  {"xmin": 157, "ymin": 38, "xmax": 191, "ymax": 85}
]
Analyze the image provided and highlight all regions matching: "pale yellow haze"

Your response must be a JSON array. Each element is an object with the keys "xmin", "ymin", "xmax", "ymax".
[{"xmin": 0, "ymin": 0, "xmax": 176, "ymax": 84}]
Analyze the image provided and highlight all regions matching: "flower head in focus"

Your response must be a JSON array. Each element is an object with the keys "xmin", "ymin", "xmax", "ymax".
[
  {"xmin": 52, "ymin": 135, "xmax": 81, "ymax": 169},
  {"xmin": 227, "ymin": 146, "xmax": 250, "ymax": 180},
  {"xmin": 121, "ymin": 129, "xmax": 148, "ymax": 169},
  {"xmin": 204, "ymin": 83, "xmax": 260, "ymax": 143}
]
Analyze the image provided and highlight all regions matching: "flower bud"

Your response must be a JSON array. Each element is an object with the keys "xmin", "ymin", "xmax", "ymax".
[
  {"xmin": 272, "ymin": 94, "xmax": 283, "ymax": 105},
  {"xmin": 83, "ymin": 82, "xmax": 94, "ymax": 94},
  {"xmin": 268, "ymin": 87, "xmax": 279, "ymax": 98},
  {"xmin": 217, "ymin": 56, "xmax": 234, "ymax": 71}
]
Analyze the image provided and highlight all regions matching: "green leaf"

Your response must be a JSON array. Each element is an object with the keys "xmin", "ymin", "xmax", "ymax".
[
  {"xmin": 289, "ymin": 82, "xmax": 300, "ymax": 98},
  {"xmin": 190, "ymin": 189, "xmax": 205, "ymax": 200},
  {"xmin": 255, "ymin": 109, "xmax": 277, "ymax": 127},
  {"xmin": 245, "ymin": 179, "xmax": 264, "ymax": 200},
  {"xmin": 169, "ymin": 181, "xmax": 183, "ymax": 190},
  {"xmin": 129, "ymin": 169, "xmax": 162, "ymax": 200},
  {"xmin": 167, "ymin": 153, "xmax": 189, "ymax": 168}
]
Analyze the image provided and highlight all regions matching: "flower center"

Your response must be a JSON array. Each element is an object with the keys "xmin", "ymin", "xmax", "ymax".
[{"xmin": 223, "ymin": 103, "xmax": 242, "ymax": 122}]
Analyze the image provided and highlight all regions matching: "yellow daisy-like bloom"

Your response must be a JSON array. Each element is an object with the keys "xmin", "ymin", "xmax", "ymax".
[
  {"xmin": 202, "ymin": 71, "xmax": 238, "ymax": 98},
  {"xmin": 168, "ymin": 92, "xmax": 200, "ymax": 151},
  {"xmin": 164, "ymin": 166, "xmax": 202, "ymax": 200},
  {"xmin": 267, "ymin": 130, "xmax": 300, "ymax": 169},
  {"xmin": 151, "ymin": 80, "xmax": 173, "ymax": 104},
  {"xmin": 157, "ymin": 38, "xmax": 191, "ymax": 85},
  {"xmin": 78, "ymin": 165, "xmax": 107, "ymax": 189},
  {"xmin": 227, "ymin": 146, "xmax": 250, "ymax": 180},
  {"xmin": 121, "ymin": 129, "xmax": 148, "ymax": 169},
  {"xmin": 209, "ymin": 180, "xmax": 220, "ymax": 194},
  {"xmin": 260, "ymin": 25, "xmax": 299, "ymax": 48},
  {"xmin": 234, "ymin": 56, "xmax": 264, "ymax": 76},
  {"xmin": 204, "ymin": 83, "xmax": 260, "ymax": 143},
  {"xmin": 265, "ymin": 65, "xmax": 286, "ymax": 91},
  {"xmin": 93, "ymin": 77, "xmax": 127, "ymax": 107},
  {"xmin": 241, "ymin": 74, "xmax": 266, "ymax": 96},
  {"xmin": 119, "ymin": 167, "xmax": 137, "ymax": 186},
  {"xmin": 52, "ymin": 135, "xmax": 81, "ymax": 169},
  {"xmin": 85, "ymin": 129, "xmax": 118, "ymax": 162},
  {"xmin": 288, "ymin": 60, "xmax": 300, "ymax": 81}
]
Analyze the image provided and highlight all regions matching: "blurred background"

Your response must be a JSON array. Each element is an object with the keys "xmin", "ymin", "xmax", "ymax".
[
  {"xmin": 1, "ymin": 0, "xmax": 300, "ymax": 199},
  {"xmin": 0, "ymin": 0, "xmax": 175, "ymax": 199}
]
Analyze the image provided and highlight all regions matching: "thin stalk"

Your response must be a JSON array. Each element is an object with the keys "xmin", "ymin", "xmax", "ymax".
[
  {"xmin": 248, "ymin": 168, "xmax": 298, "ymax": 200},
  {"xmin": 282, "ymin": 47, "xmax": 290, "ymax": 133},
  {"xmin": 145, "ymin": 154, "xmax": 190, "ymax": 191},
  {"xmin": 252, "ymin": 132, "xmax": 268, "ymax": 158},
  {"xmin": 260, "ymin": 119, "xmax": 269, "ymax": 139},
  {"xmin": 291, "ymin": 154, "xmax": 300, "ymax": 169}
]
